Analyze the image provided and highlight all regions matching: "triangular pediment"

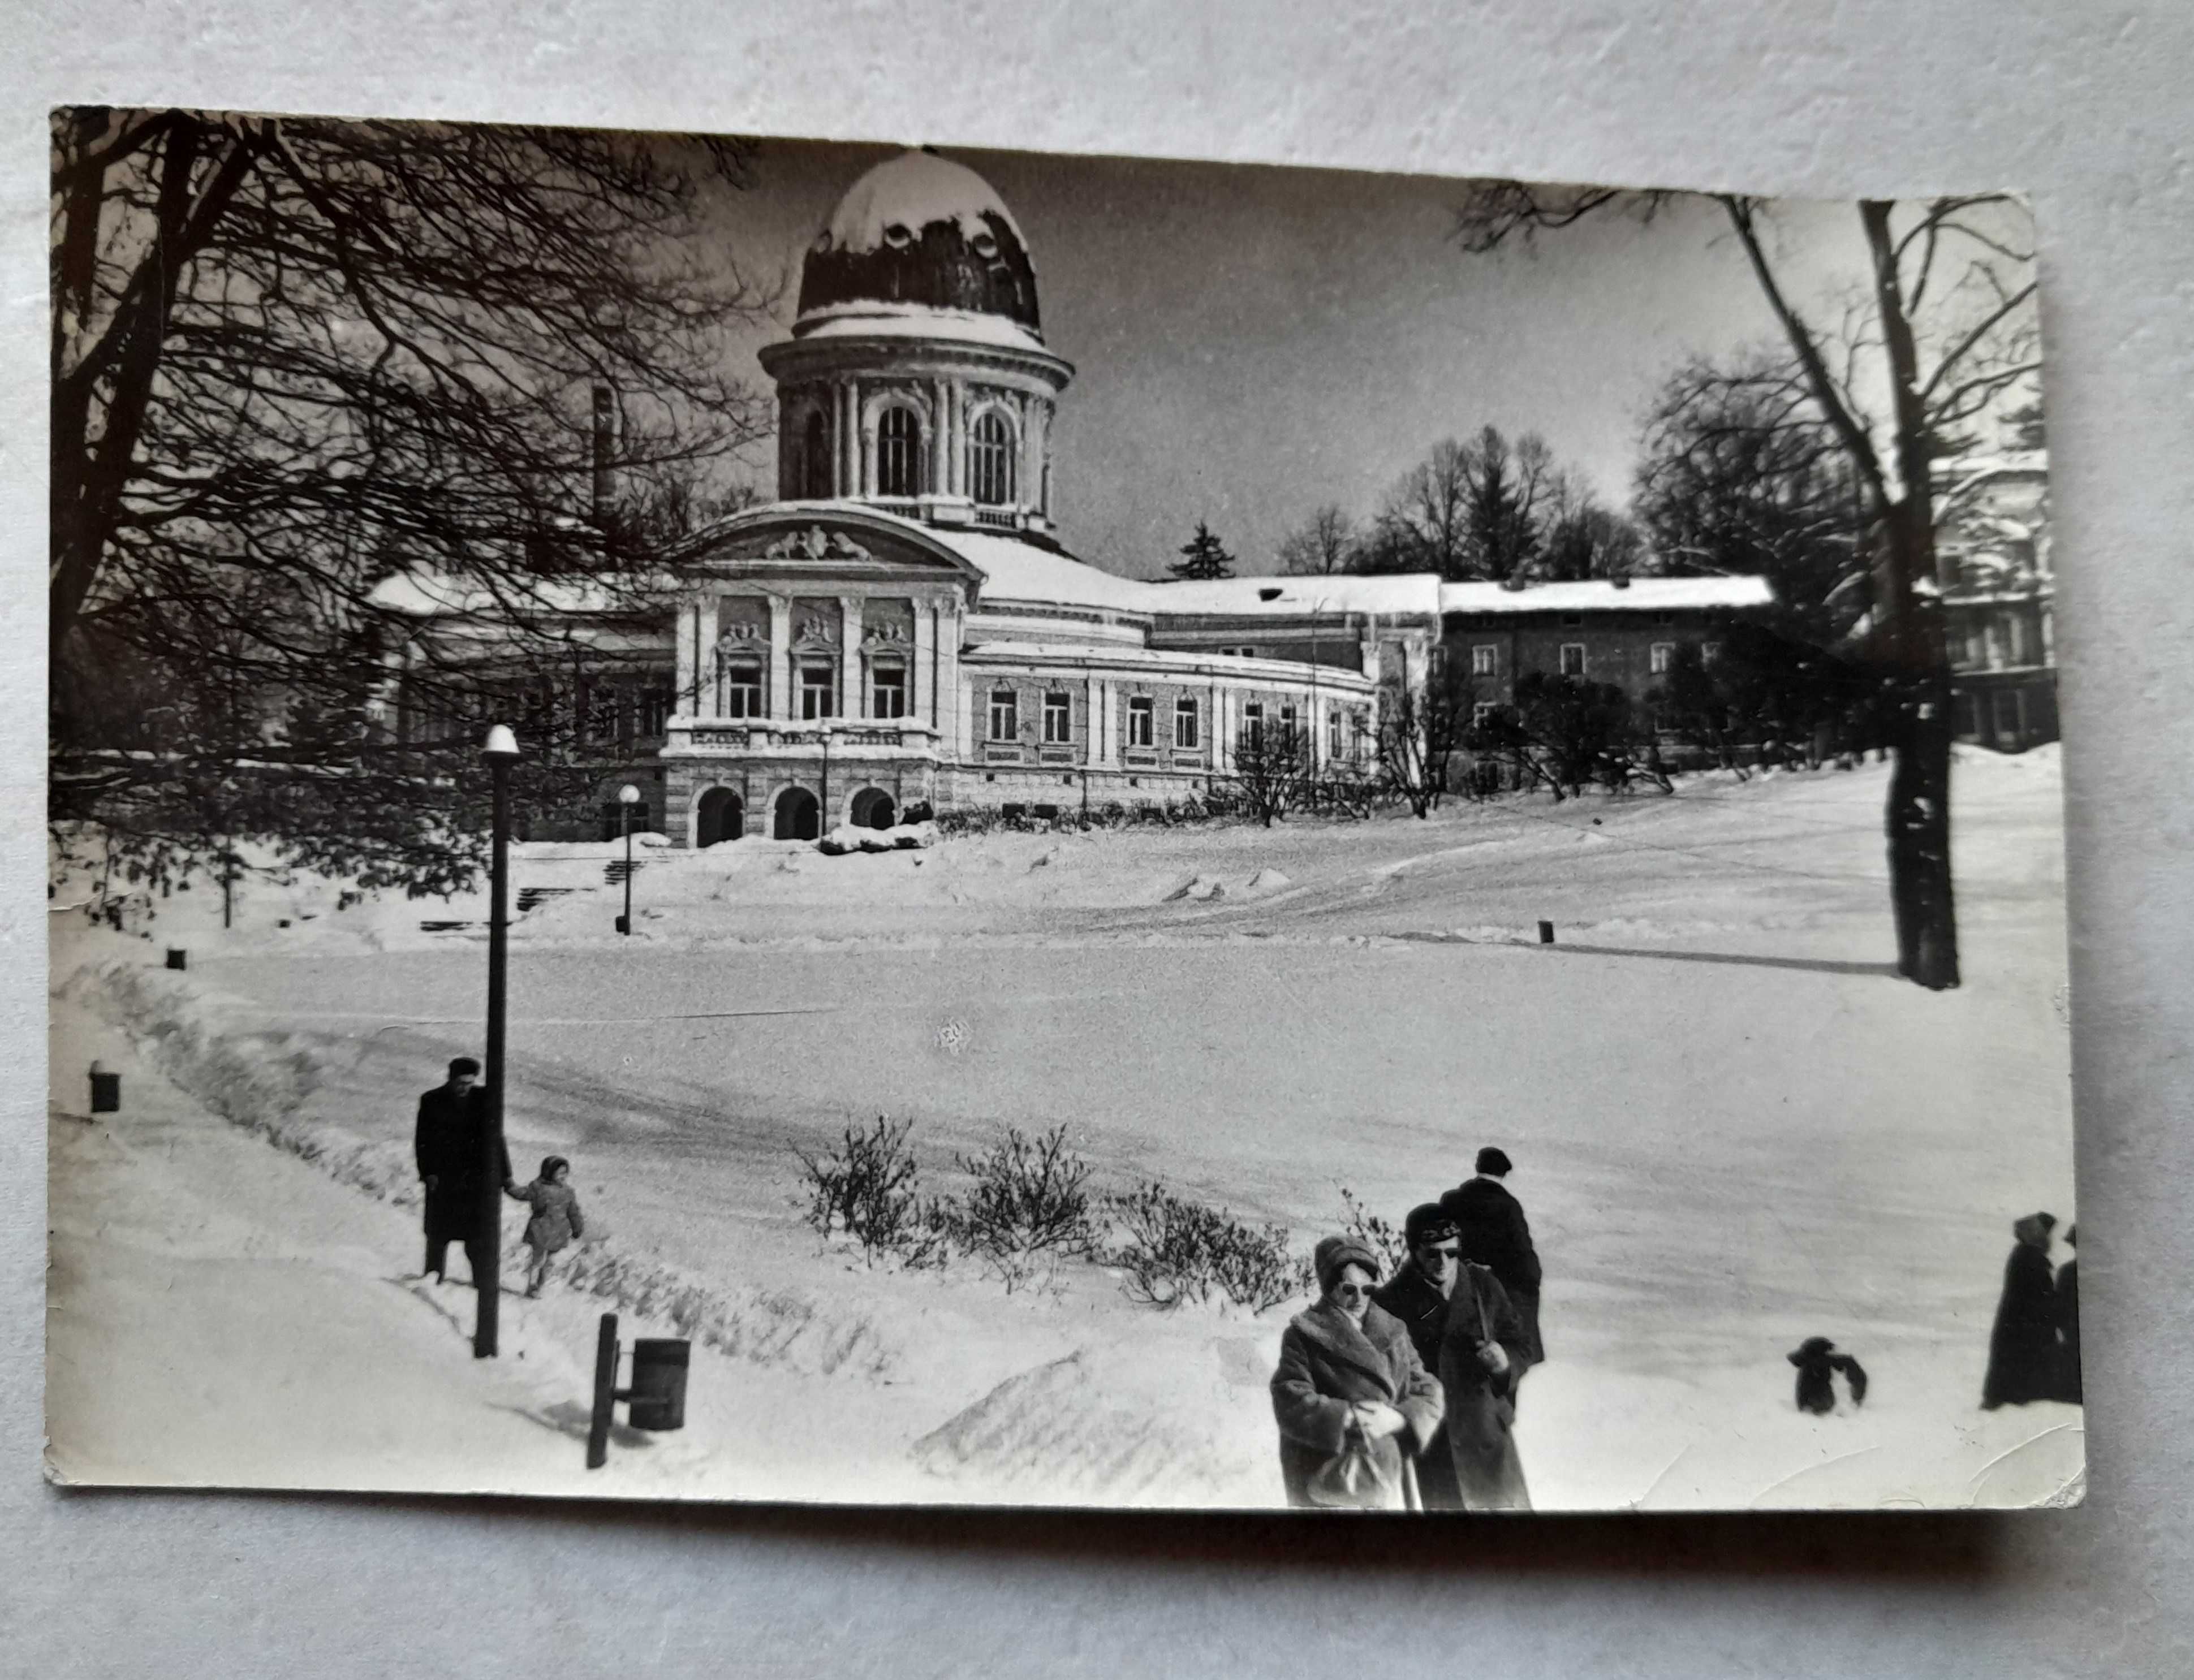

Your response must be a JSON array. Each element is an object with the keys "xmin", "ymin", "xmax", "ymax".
[{"xmin": 675, "ymin": 505, "xmax": 980, "ymax": 584}]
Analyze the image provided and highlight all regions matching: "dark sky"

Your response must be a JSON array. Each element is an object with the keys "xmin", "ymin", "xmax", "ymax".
[{"xmin": 700, "ymin": 136, "xmax": 1882, "ymax": 579}]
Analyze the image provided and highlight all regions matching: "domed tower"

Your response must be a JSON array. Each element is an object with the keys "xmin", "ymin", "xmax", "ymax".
[{"xmin": 758, "ymin": 149, "xmax": 1074, "ymax": 539}]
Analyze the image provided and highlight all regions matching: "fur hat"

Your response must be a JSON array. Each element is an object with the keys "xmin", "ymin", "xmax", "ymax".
[
  {"xmin": 1314, "ymin": 1234, "xmax": 1382, "ymax": 1296},
  {"xmin": 1403, "ymin": 1203, "xmax": 1459, "ymax": 1250},
  {"xmin": 1475, "ymin": 1146, "xmax": 1514, "ymax": 1177},
  {"xmin": 447, "ymin": 1056, "xmax": 481, "ymax": 1078}
]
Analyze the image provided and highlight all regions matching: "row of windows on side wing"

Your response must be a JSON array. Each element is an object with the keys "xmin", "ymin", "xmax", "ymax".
[{"xmin": 1469, "ymin": 641, "xmax": 1717, "ymax": 677}]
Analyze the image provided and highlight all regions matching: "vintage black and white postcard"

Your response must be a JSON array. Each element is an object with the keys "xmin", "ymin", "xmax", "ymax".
[{"xmin": 46, "ymin": 112, "xmax": 2077, "ymax": 1509}]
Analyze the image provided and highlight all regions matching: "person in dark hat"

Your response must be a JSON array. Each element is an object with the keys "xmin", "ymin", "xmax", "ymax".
[
  {"xmin": 412, "ymin": 1056, "xmax": 510, "ymax": 1286},
  {"xmin": 1981, "ymin": 1211, "xmax": 2060, "ymax": 1409},
  {"xmin": 1438, "ymin": 1146, "xmax": 1545, "ymax": 1385},
  {"xmin": 1433, "ymin": 1223, "xmax": 1533, "ymax": 1510},
  {"xmin": 1270, "ymin": 1235, "xmax": 1444, "ymax": 1510},
  {"xmin": 1371, "ymin": 1204, "xmax": 1468, "ymax": 1509}
]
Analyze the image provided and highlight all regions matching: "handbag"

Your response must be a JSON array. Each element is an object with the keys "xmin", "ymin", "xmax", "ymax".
[{"xmin": 1304, "ymin": 1423, "xmax": 1402, "ymax": 1508}]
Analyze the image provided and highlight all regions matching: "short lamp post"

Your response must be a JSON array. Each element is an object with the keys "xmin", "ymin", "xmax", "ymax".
[
  {"xmin": 615, "ymin": 781, "xmax": 640, "ymax": 935},
  {"xmin": 476, "ymin": 723, "xmax": 522, "ymax": 1359}
]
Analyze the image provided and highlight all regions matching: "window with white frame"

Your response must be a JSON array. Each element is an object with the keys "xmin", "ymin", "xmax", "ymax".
[
  {"xmin": 876, "ymin": 405, "xmax": 923, "ymax": 498},
  {"xmin": 870, "ymin": 662, "xmax": 907, "ymax": 719},
  {"xmin": 799, "ymin": 660, "xmax": 837, "ymax": 720},
  {"xmin": 1473, "ymin": 701, "xmax": 1501, "ymax": 729},
  {"xmin": 1242, "ymin": 701, "xmax": 1265, "ymax": 748},
  {"xmin": 720, "ymin": 661, "xmax": 763, "ymax": 718},
  {"xmin": 1650, "ymin": 642, "xmax": 1675, "ymax": 675},
  {"xmin": 1702, "ymin": 641, "xmax": 1723, "ymax": 667},
  {"xmin": 1042, "ymin": 691, "xmax": 1072, "ymax": 743},
  {"xmin": 637, "ymin": 683, "xmax": 672, "ymax": 737},
  {"xmin": 1173, "ymin": 694, "xmax": 1200, "ymax": 749},
  {"xmin": 1559, "ymin": 644, "xmax": 1587, "ymax": 677},
  {"xmin": 1327, "ymin": 706, "xmax": 1343, "ymax": 760},
  {"xmin": 988, "ymin": 688, "xmax": 1019, "ymax": 740},
  {"xmin": 1279, "ymin": 702, "xmax": 1298, "ymax": 741},
  {"xmin": 968, "ymin": 409, "xmax": 1016, "ymax": 506},
  {"xmin": 1472, "ymin": 644, "xmax": 1497, "ymax": 676},
  {"xmin": 1126, "ymin": 696, "xmax": 1154, "ymax": 747}
]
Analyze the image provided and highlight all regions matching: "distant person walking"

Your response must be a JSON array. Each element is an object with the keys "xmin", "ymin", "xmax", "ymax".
[
  {"xmin": 505, "ymin": 1155, "xmax": 585, "ymax": 1298},
  {"xmin": 1981, "ymin": 1211, "xmax": 2060, "ymax": 1409},
  {"xmin": 1271, "ymin": 1235, "xmax": 1445, "ymax": 1511},
  {"xmin": 1439, "ymin": 1147, "xmax": 1545, "ymax": 1384},
  {"xmin": 1370, "ymin": 1204, "xmax": 1468, "ymax": 1510},
  {"xmin": 2051, "ymin": 1224, "xmax": 2082, "ymax": 1405},
  {"xmin": 1436, "ymin": 1213, "xmax": 1534, "ymax": 1511},
  {"xmin": 412, "ymin": 1056, "xmax": 510, "ymax": 1288}
]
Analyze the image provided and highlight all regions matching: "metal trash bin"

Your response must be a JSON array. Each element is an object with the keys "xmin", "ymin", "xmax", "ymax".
[
  {"xmin": 165, "ymin": 948, "xmax": 188, "ymax": 970},
  {"xmin": 624, "ymin": 1338, "xmax": 689, "ymax": 1431},
  {"xmin": 89, "ymin": 1063, "xmax": 120, "ymax": 1115}
]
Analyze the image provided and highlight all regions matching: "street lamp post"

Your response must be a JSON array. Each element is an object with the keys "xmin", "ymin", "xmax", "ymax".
[
  {"xmin": 476, "ymin": 723, "xmax": 522, "ymax": 1359},
  {"xmin": 615, "ymin": 781, "xmax": 640, "ymax": 934}
]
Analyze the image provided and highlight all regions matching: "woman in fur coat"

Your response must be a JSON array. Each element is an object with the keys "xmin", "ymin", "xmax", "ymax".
[{"xmin": 1271, "ymin": 1236, "xmax": 1445, "ymax": 1510}]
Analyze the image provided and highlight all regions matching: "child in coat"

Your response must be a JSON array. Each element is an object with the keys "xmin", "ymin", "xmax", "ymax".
[{"xmin": 504, "ymin": 1155, "xmax": 585, "ymax": 1297}]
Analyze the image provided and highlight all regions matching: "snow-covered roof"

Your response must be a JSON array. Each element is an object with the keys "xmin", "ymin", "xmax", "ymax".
[
  {"xmin": 824, "ymin": 149, "xmax": 1028, "ymax": 256},
  {"xmin": 790, "ymin": 303, "xmax": 1051, "ymax": 357},
  {"xmin": 367, "ymin": 570, "xmax": 661, "ymax": 619},
  {"xmin": 1439, "ymin": 576, "xmax": 1775, "ymax": 615},
  {"xmin": 928, "ymin": 527, "xmax": 1165, "ymax": 615},
  {"xmin": 1145, "ymin": 573, "xmax": 1444, "ymax": 619}
]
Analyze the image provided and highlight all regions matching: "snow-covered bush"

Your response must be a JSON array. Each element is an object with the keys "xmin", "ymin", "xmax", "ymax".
[
  {"xmin": 1338, "ymin": 1187, "xmax": 1408, "ymax": 1278},
  {"xmin": 792, "ymin": 1114, "xmax": 947, "ymax": 1267},
  {"xmin": 1101, "ymin": 1182, "xmax": 1312, "ymax": 1312},
  {"xmin": 936, "ymin": 1125, "xmax": 1096, "ymax": 1292}
]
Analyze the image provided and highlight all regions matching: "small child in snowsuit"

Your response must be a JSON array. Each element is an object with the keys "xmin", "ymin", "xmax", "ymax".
[
  {"xmin": 1788, "ymin": 1336, "xmax": 1868, "ymax": 1415},
  {"xmin": 504, "ymin": 1155, "xmax": 585, "ymax": 1298}
]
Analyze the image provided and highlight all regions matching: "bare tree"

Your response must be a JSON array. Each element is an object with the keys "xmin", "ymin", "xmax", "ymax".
[
  {"xmin": 1229, "ymin": 719, "xmax": 1311, "ymax": 827},
  {"xmin": 1369, "ymin": 427, "xmax": 1562, "ymax": 582},
  {"xmin": 1374, "ymin": 664, "xmax": 1472, "ymax": 818},
  {"xmin": 1278, "ymin": 503, "xmax": 1357, "ymax": 575},
  {"xmin": 1459, "ymin": 186, "xmax": 2040, "ymax": 988},
  {"xmin": 50, "ymin": 108, "xmax": 777, "ymax": 909}
]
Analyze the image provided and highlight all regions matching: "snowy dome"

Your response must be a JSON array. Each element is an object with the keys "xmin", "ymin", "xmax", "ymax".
[{"xmin": 796, "ymin": 149, "xmax": 1042, "ymax": 341}]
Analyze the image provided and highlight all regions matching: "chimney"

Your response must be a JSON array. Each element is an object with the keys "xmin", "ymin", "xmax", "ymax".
[
  {"xmin": 1610, "ymin": 571, "xmax": 1630, "ymax": 589},
  {"xmin": 590, "ymin": 385, "xmax": 619, "ymax": 525}
]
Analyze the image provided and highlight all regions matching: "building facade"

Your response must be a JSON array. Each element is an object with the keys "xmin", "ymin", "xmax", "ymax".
[
  {"xmin": 1937, "ymin": 451, "xmax": 2057, "ymax": 752},
  {"xmin": 376, "ymin": 149, "xmax": 1771, "ymax": 845}
]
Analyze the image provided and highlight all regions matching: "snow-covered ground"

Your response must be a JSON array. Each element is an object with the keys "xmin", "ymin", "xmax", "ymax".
[{"xmin": 46, "ymin": 748, "xmax": 2083, "ymax": 1508}]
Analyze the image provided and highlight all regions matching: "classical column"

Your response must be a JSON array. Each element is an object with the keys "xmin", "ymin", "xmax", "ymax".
[
  {"xmin": 835, "ymin": 382, "xmax": 852, "ymax": 496},
  {"xmin": 944, "ymin": 382, "xmax": 962, "ymax": 497},
  {"xmin": 673, "ymin": 598, "xmax": 699, "ymax": 718},
  {"xmin": 1018, "ymin": 395, "xmax": 1036, "ymax": 518},
  {"xmin": 695, "ymin": 594, "xmax": 720, "ymax": 718},
  {"xmin": 931, "ymin": 378, "xmax": 949, "ymax": 495},
  {"xmin": 912, "ymin": 598, "xmax": 936, "ymax": 733},
  {"xmin": 937, "ymin": 601, "xmax": 965, "ymax": 756},
  {"xmin": 766, "ymin": 593, "xmax": 794, "ymax": 722},
  {"xmin": 838, "ymin": 595, "xmax": 864, "ymax": 719},
  {"xmin": 1085, "ymin": 672, "xmax": 1104, "ymax": 767},
  {"xmin": 855, "ymin": 382, "xmax": 872, "ymax": 496}
]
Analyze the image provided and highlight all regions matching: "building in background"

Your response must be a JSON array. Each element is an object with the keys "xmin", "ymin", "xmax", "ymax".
[
  {"xmin": 375, "ymin": 149, "xmax": 1772, "ymax": 845},
  {"xmin": 1936, "ymin": 451, "xmax": 2057, "ymax": 752}
]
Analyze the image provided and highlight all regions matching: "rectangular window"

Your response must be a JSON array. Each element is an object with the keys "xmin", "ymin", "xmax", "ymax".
[
  {"xmin": 1650, "ymin": 642, "xmax": 1674, "ymax": 676},
  {"xmin": 1242, "ymin": 701, "xmax": 1265, "ymax": 748},
  {"xmin": 1994, "ymin": 688, "xmax": 2023, "ymax": 740},
  {"xmin": 579, "ymin": 681, "xmax": 619, "ymax": 745},
  {"xmin": 1473, "ymin": 701, "xmax": 1501, "ymax": 728},
  {"xmin": 1327, "ymin": 707, "xmax": 1343, "ymax": 760},
  {"xmin": 1043, "ymin": 691, "xmax": 1072, "ymax": 744},
  {"xmin": 1472, "ymin": 644, "xmax": 1497, "ymax": 676},
  {"xmin": 1559, "ymin": 644, "xmax": 1587, "ymax": 678},
  {"xmin": 1561, "ymin": 612, "xmax": 1584, "ymax": 628},
  {"xmin": 721, "ymin": 663, "xmax": 763, "ymax": 718},
  {"xmin": 638, "ymin": 683, "xmax": 673, "ymax": 737},
  {"xmin": 1173, "ymin": 695, "xmax": 1200, "ymax": 749},
  {"xmin": 989, "ymin": 688, "xmax": 1019, "ymax": 741},
  {"xmin": 1701, "ymin": 641, "xmax": 1722, "ymax": 667},
  {"xmin": 871, "ymin": 663, "xmax": 907, "ymax": 719},
  {"xmin": 799, "ymin": 662, "xmax": 837, "ymax": 720},
  {"xmin": 1127, "ymin": 696, "xmax": 1154, "ymax": 748}
]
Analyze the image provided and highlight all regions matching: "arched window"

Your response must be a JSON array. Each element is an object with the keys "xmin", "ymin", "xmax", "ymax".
[
  {"xmin": 802, "ymin": 409, "xmax": 831, "ymax": 499},
  {"xmin": 876, "ymin": 405, "xmax": 923, "ymax": 498},
  {"xmin": 968, "ymin": 409, "xmax": 1016, "ymax": 506}
]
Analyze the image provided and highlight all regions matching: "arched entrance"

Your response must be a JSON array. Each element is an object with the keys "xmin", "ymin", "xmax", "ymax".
[
  {"xmin": 773, "ymin": 785, "xmax": 821, "ymax": 841},
  {"xmin": 695, "ymin": 787, "xmax": 744, "ymax": 848},
  {"xmin": 849, "ymin": 787, "xmax": 896, "ymax": 831}
]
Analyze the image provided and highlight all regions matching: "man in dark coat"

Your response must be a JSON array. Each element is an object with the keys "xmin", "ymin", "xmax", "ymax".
[
  {"xmin": 1371, "ymin": 1204, "xmax": 1468, "ymax": 1510},
  {"xmin": 413, "ymin": 1056, "xmax": 510, "ymax": 1286},
  {"xmin": 1439, "ymin": 1146, "xmax": 1545, "ymax": 1380},
  {"xmin": 1434, "ymin": 1245, "xmax": 1533, "ymax": 1510},
  {"xmin": 1981, "ymin": 1211, "xmax": 2059, "ymax": 1409}
]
